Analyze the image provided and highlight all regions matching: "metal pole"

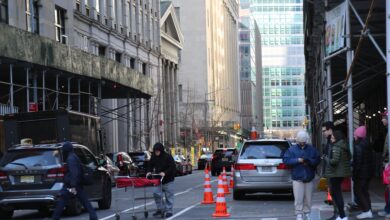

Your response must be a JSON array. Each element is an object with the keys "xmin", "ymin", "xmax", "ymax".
[
  {"xmin": 56, "ymin": 74, "xmax": 59, "ymax": 110},
  {"xmin": 386, "ymin": 0, "xmax": 390, "ymax": 162},
  {"xmin": 33, "ymin": 75, "xmax": 38, "ymax": 103},
  {"xmin": 326, "ymin": 63, "xmax": 333, "ymax": 121},
  {"xmin": 42, "ymin": 70, "xmax": 46, "ymax": 111},
  {"xmin": 26, "ymin": 68, "xmax": 30, "ymax": 112},
  {"xmin": 88, "ymin": 82, "xmax": 91, "ymax": 114},
  {"xmin": 29, "ymin": 0, "xmax": 34, "ymax": 33},
  {"xmin": 67, "ymin": 78, "xmax": 71, "ymax": 109},
  {"xmin": 98, "ymin": 81, "xmax": 102, "ymax": 116},
  {"xmin": 127, "ymin": 93, "xmax": 130, "ymax": 153},
  {"xmin": 9, "ymin": 64, "xmax": 13, "ymax": 113},
  {"xmin": 346, "ymin": 0, "xmax": 355, "ymax": 203},
  {"xmin": 78, "ymin": 79, "xmax": 81, "ymax": 112}
]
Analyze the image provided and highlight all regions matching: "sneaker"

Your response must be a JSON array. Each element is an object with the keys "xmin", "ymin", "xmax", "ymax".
[
  {"xmin": 153, "ymin": 210, "xmax": 162, "ymax": 217},
  {"xmin": 378, "ymin": 211, "xmax": 387, "ymax": 217},
  {"xmin": 356, "ymin": 210, "xmax": 373, "ymax": 219},
  {"xmin": 305, "ymin": 213, "xmax": 311, "ymax": 220},
  {"xmin": 165, "ymin": 213, "xmax": 173, "ymax": 218},
  {"xmin": 336, "ymin": 217, "xmax": 348, "ymax": 220},
  {"xmin": 297, "ymin": 214, "xmax": 304, "ymax": 220}
]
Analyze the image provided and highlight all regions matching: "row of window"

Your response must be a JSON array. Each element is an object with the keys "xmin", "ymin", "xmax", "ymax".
[
  {"xmin": 259, "ymin": 26, "xmax": 303, "ymax": 35},
  {"xmin": 264, "ymin": 88, "xmax": 305, "ymax": 97},
  {"xmin": 263, "ymin": 67, "xmax": 304, "ymax": 76},
  {"xmin": 261, "ymin": 36, "xmax": 304, "ymax": 46},
  {"xmin": 264, "ymin": 78, "xmax": 304, "ymax": 86},
  {"xmin": 265, "ymin": 108, "xmax": 306, "ymax": 117},
  {"xmin": 251, "ymin": 6, "xmax": 302, "ymax": 12},
  {"xmin": 265, "ymin": 120, "xmax": 303, "ymax": 128},
  {"xmin": 250, "ymin": 0, "xmax": 302, "ymax": 4},
  {"xmin": 264, "ymin": 98, "xmax": 305, "ymax": 107},
  {"xmin": 0, "ymin": 0, "xmax": 7, "ymax": 24}
]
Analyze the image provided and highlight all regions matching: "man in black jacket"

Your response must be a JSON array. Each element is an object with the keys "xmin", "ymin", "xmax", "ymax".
[
  {"xmin": 147, "ymin": 143, "xmax": 176, "ymax": 218},
  {"xmin": 52, "ymin": 142, "xmax": 98, "ymax": 220}
]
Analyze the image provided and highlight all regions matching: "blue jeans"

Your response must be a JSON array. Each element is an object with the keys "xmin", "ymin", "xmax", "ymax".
[
  {"xmin": 153, "ymin": 181, "xmax": 174, "ymax": 213},
  {"xmin": 52, "ymin": 186, "xmax": 98, "ymax": 220}
]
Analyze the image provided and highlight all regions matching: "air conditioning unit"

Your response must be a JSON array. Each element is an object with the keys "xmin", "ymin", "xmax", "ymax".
[{"xmin": 61, "ymin": 35, "xmax": 68, "ymax": 45}]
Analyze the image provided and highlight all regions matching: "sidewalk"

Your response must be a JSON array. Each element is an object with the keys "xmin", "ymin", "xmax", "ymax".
[{"xmin": 312, "ymin": 177, "xmax": 386, "ymax": 219}]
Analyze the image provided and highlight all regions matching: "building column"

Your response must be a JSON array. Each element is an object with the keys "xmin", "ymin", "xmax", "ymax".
[
  {"xmin": 173, "ymin": 65, "xmax": 179, "ymax": 146},
  {"xmin": 123, "ymin": 0, "xmax": 129, "ymax": 36},
  {"xmin": 169, "ymin": 62, "xmax": 175, "ymax": 147},
  {"xmin": 81, "ymin": 0, "xmax": 87, "ymax": 15},
  {"xmin": 89, "ymin": 0, "xmax": 96, "ymax": 18},
  {"xmin": 106, "ymin": 0, "xmax": 113, "ymax": 27},
  {"xmin": 163, "ymin": 60, "xmax": 169, "ymax": 146}
]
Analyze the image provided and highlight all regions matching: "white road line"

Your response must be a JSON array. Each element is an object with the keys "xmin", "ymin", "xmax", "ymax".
[
  {"xmin": 99, "ymin": 179, "xmax": 216, "ymax": 220},
  {"xmin": 165, "ymin": 202, "xmax": 200, "ymax": 220}
]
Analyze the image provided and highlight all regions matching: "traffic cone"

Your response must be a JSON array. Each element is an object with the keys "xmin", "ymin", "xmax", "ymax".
[
  {"xmin": 212, "ymin": 175, "xmax": 230, "ymax": 217},
  {"xmin": 324, "ymin": 188, "xmax": 333, "ymax": 205},
  {"xmin": 222, "ymin": 167, "xmax": 230, "ymax": 195},
  {"xmin": 229, "ymin": 165, "xmax": 234, "ymax": 188},
  {"xmin": 201, "ymin": 169, "xmax": 215, "ymax": 204}
]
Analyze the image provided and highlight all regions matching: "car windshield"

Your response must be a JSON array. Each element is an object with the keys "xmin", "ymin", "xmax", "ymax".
[
  {"xmin": 0, "ymin": 149, "xmax": 61, "ymax": 169},
  {"xmin": 200, "ymin": 154, "xmax": 212, "ymax": 159},
  {"xmin": 214, "ymin": 149, "xmax": 236, "ymax": 158},
  {"xmin": 129, "ymin": 153, "xmax": 146, "ymax": 162},
  {"xmin": 240, "ymin": 142, "xmax": 289, "ymax": 160}
]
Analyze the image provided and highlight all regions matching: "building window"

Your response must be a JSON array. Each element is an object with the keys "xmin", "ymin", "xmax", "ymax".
[
  {"xmin": 98, "ymin": 45, "xmax": 106, "ymax": 57},
  {"xmin": 76, "ymin": 0, "xmax": 81, "ymax": 12},
  {"xmin": 85, "ymin": 0, "xmax": 90, "ymax": 16},
  {"xmin": 96, "ymin": 0, "xmax": 100, "ymax": 20},
  {"xmin": 25, "ymin": 0, "xmax": 39, "ymax": 34},
  {"xmin": 0, "ymin": 0, "xmax": 7, "ymax": 24},
  {"xmin": 178, "ymin": 84, "xmax": 183, "ymax": 102},
  {"xmin": 130, "ymin": 58, "xmax": 135, "ymax": 69},
  {"xmin": 55, "ymin": 7, "xmax": 66, "ymax": 44},
  {"xmin": 115, "ymin": 52, "xmax": 121, "ymax": 63},
  {"xmin": 142, "ymin": 63, "xmax": 147, "ymax": 75}
]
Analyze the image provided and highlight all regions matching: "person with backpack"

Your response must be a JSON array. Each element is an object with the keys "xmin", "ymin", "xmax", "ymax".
[
  {"xmin": 352, "ymin": 126, "xmax": 374, "ymax": 219},
  {"xmin": 323, "ymin": 131, "xmax": 352, "ymax": 220},
  {"xmin": 52, "ymin": 142, "xmax": 98, "ymax": 220},
  {"xmin": 283, "ymin": 130, "xmax": 321, "ymax": 220}
]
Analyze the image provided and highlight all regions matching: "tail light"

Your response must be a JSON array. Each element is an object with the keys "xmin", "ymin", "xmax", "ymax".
[
  {"xmin": 277, "ymin": 163, "xmax": 290, "ymax": 170},
  {"xmin": 0, "ymin": 171, "xmax": 8, "ymax": 181},
  {"xmin": 47, "ymin": 167, "xmax": 66, "ymax": 179},
  {"xmin": 235, "ymin": 163, "xmax": 256, "ymax": 170},
  {"xmin": 117, "ymin": 154, "xmax": 124, "ymax": 167}
]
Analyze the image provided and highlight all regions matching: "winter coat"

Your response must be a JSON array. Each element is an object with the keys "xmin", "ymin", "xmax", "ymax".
[
  {"xmin": 353, "ymin": 138, "xmax": 373, "ymax": 179},
  {"xmin": 283, "ymin": 144, "xmax": 321, "ymax": 182},
  {"xmin": 148, "ymin": 151, "xmax": 176, "ymax": 184},
  {"xmin": 324, "ymin": 140, "xmax": 352, "ymax": 178},
  {"xmin": 63, "ymin": 144, "xmax": 83, "ymax": 188}
]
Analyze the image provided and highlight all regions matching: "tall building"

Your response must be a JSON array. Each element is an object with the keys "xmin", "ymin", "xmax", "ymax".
[
  {"xmin": 171, "ymin": 0, "xmax": 241, "ymax": 149},
  {"xmin": 239, "ymin": 1, "xmax": 263, "ymax": 133},
  {"xmin": 246, "ymin": 0, "xmax": 306, "ymax": 138},
  {"xmin": 0, "ymin": 0, "xmax": 158, "ymax": 153}
]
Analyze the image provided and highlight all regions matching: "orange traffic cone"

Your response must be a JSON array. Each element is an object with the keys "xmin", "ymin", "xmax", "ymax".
[
  {"xmin": 212, "ymin": 175, "xmax": 230, "ymax": 217},
  {"xmin": 324, "ymin": 188, "xmax": 333, "ymax": 205},
  {"xmin": 222, "ymin": 167, "xmax": 230, "ymax": 195},
  {"xmin": 229, "ymin": 165, "xmax": 234, "ymax": 188},
  {"xmin": 201, "ymin": 169, "xmax": 215, "ymax": 204}
]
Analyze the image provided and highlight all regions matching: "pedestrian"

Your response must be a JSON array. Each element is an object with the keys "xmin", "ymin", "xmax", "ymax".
[
  {"xmin": 52, "ymin": 142, "xmax": 98, "ymax": 220},
  {"xmin": 352, "ymin": 126, "xmax": 374, "ymax": 219},
  {"xmin": 147, "ymin": 142, "xmax": 176, "ymax": 218},
  {"xmin": 321, "ymin": 121, "xmax": 341, "ymax": 220},
  {"xmin": 378, "ymin": 111, "xmax": 390, "ymax": 218},
  {"xmin": 283, "ymin": 130, "xmax": 320, "ymax": 220},
  {"xmin": 323, "ymin": 130, "xmax": 352, "ymax": 220}
]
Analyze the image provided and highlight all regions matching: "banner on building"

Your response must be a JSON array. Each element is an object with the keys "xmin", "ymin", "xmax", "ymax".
[{"xmin": 325, "ymin": 1, "xmax": 346, "ymax": 56}]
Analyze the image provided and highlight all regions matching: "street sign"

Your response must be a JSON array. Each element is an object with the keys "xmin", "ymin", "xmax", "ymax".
[{"xmin": 29, "ymin": 103, "xmax": 38, "ymax": 112}]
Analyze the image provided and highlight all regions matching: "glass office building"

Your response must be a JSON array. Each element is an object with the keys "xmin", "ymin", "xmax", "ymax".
[{"xmin": 243, "ymin": 0, "xmax": 306, "ymax": 137}]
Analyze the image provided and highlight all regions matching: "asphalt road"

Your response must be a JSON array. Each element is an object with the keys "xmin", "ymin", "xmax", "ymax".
[{"xmin": 7, "ymin": 170, "xmax": 387, "ymax": 220}]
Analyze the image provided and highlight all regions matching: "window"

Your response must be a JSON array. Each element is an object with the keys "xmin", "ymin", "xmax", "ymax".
[
  {"xmin": 85, "ymin": 0, "xmax": 90, "ymax": 16},
  {"xmin": 178, "ymin": 84, "xmax": 183, "ymax": 102},
  {"xmin": 76, "ymin": 0, "xmax": 81, "ymax": 12},
  {"xmin": 25, "ymin": 0, "xmax": 39, "ymax": 34},
  {"xmin": 0, "ymin": 0, "xmax": 7, "ymax": 24},
  {"xmin": 115, "ymin": 52, "xmax": 121, "ymax": 63},
  {"xmin": 240, "ymin": 142, "xmax": 289, "ymax": 159},
  {"xmin": 130, "ymin": 58, "xmax": 135, "ymax": 69},
  {"xmin": 96, "ymin": 0, "xmax": 100, "ymax": 20},
  {"xmin": 82, "ymin": 148, "xmax": 98, "ymax": 169},
  {"xmin": 142, "ymin": 63, "xmax": 147, "ymax": 75},
  {"xmin": 98, "ymin": 45, "xmax": 106, "ymax": 57},
  {"xmin": 55, "ymin": 7, "xmax": 66, "ymax": 44}
]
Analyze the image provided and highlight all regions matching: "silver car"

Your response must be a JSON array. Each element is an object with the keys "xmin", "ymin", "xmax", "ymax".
[{"xmin": 233, "ymin": 139, "xmax": 292, "ymax": 200}]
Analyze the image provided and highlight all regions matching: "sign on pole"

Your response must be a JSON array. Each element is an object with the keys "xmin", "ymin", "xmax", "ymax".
[{"xmin": 325, "ymin": 1, "xmax": 346, "ymax": 56}]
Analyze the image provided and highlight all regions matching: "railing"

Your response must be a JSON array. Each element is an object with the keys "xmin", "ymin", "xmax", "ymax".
[{"xmin": 0, "ymin": 103, "xmax": 19, "ymax": 115}]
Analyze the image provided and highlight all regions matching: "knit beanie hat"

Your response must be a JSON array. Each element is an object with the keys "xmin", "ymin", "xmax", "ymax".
[{"xmin": 354, "ymin": 126, "xmax": 367, "ymax": 139}]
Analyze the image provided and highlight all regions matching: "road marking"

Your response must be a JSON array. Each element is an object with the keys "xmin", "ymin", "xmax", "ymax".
[
  {"xmin": 261, "ymin": 218, "xmax": 278, "ymax": 220},
  {"xmin": 165, "ymin": 202, "xmax": 200, "ymax": 220},
  {"xmin": 99, "ymin": 179, "xmax": 216, "ymax": 220}
]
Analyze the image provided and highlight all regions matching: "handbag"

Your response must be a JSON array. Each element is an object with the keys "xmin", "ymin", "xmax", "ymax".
[{"xmin": 383, "ymin": 164, "xmax": 390, "ymax": 185}]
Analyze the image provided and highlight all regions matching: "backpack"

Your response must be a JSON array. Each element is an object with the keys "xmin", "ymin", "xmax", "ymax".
[{"xmin": 383, "ymin": 164, "xmax": 390, "ymax": 185}]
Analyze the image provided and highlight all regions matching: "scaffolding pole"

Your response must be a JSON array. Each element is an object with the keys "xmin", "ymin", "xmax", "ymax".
[
  {"xmin": 386, "ymin": 0, "xmax": 390, "ymax": 162},
  {"xmin": 346, "ymin": 0, "xmax": 355, "ymax": 203},
  {"xmin": 56, "ymin": 74, "xmax": 59, "ymax": 110},
  {"xmin": 326, "ymin": 63, "xmax": 333, "ymax": 121},
  {"xmin": 42, "ymin": 70, "xmax": 46, "ymax": 111},
  {"xmin": 26, "ymin": 68, "xmax": 29, "ymax": 112},
  {"xmin": 9, "ymin": 64, "xmax": 13, "ymax": 113}
]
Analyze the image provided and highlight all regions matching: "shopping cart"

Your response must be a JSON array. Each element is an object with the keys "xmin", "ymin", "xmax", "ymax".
[{"xmin": 114, "ymin": 174, "xmax": 163, "ymax": 220}]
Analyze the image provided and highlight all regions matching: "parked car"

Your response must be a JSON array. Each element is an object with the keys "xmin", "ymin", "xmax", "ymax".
[
  {"xmin": 233, "ymin": 139, "xmax": 292, "ymax": 200},
  {"xmin": 173, "ymin": 155, "xmax": 187, "ymax": 176},
  {"xmin": 181, "ymin": 155, "xmax": 193, "ymax": 175},
  {"xmin": 0, "ymin": 143, "xmax": 112, "ymax": 218},
  {"xmin": 128, "ymin": 151, "xmax": 151, "ymax": 177},
  {"xmin": 211, "ymin": 148, "xmax": 238, "ymax": 176},
  {"xmin": 106, "ymin": 152, "xmax": 138, "ymax": 177},
  {"xmin": 198, "ymin": 153, "xmax": 213, "ymax": 170},
  {"xmin": 102, "ymin": 156, "xmax": 120, "ymax": 186}
]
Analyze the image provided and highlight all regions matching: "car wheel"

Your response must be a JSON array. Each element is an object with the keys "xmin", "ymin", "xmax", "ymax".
[
  {"xmin": 38, "ymin": 207, "xmax": 52, "ymax": 217},
  {"xmin": 233, "ymin": 190, "xmax": 245, "ymax": 200},
  {"xmin": 98, "ymin": 181, "xmax": 112, "ymax": 209},
  {"xmin": 0, "ymin": 208, "xmax": 14, "ymax": 218},
  {"xmin": 66, "ymin": 199, "xmax": 82, "ymax": 216}
]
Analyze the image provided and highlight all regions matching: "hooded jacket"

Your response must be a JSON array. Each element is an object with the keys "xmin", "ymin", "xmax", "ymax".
[
  {"xmin": 147, "ymin": 143, "xmax": 176, "ymax": 184},
  {"xmin": 353, "ymin": 138, "xmax": 373, "ymax": 179},
  {"xmin": 62, "ymin": 142, "xmax": 83, "ymax": 188},
  {"xmin": 283, "ymin": 143, "xmax": 320, "ymax": 182},
  {"xmin": 324, "ymin": 140, "xmax": 352, "ymax": 178}
]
